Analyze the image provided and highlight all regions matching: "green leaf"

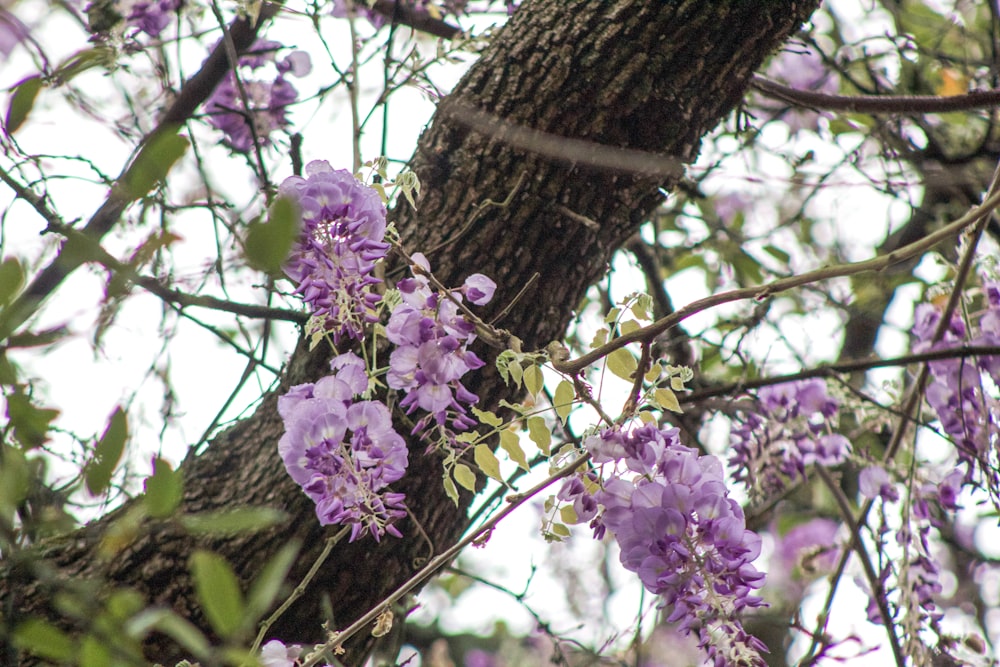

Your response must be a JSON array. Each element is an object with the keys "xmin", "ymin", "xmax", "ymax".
[
  {"xmin": 13, "ymin": 618, "xmax": 75, "ymax": 661},
  {"xmin": 508, "ymin": 359, "xmax": 523, "ymax": 389},
  {"xmin": 553, "ymin": 380, "xmax": 574, "ymax": 423},
  {"xmin": 590, "ymin": 328, "xmax": 608, "ymax": 349},
  {"xmin": 180, "ymin": 507, "xmax": 288, "ymax": 535},
  {"xmin": 6, "ymin": 392, "xmax": 60, "ymax": 449},
  {"xmin": 143, "ymin": 457, "xmax": 183, "ymax": 518},
  {"xmin": 0, "ymin": 445, "xmax": 30, "ymax": 526},
  {"xmin": 442, "ymin": 473, "xmax": 459, "ymax": 505},
  {"xmin": 120, "ymin": 129, "xmax": 189, "ymax": 201},
  {"xmin": 499, "ymin": 429, "xmax": 530, "ymax": 471},
  {"xmin": 245, "ymin": 197, "xmax": 301, "ymax": 274},
  {"xmin": 473, "ymin": 444, "xmax": 503, "ymax": 482},
  {"xmin": 246, "ymin": 541, "xmax": 300, "ymax": 621},
  {"xmin": 653, "ymin": 387, "xmax": 683, "ymax": 414},
  {"xmin": 471, "ymin": 406, "xmax": 502, "ymax": 428},
  {"xmin": 4, "ymin": 76, "xmax": 43, "ymax": 136},
  {"xmin": 559, "ymin": 505, "xmax": 579, "ymax": 524},
  {"xmin": 85, "ymin": 407, "xmax": 128, "ymax": 496},
  {"xmin": 619, "ymin": 319, "xmax": 641, "ymax": 336},
  {"xmin": 452, "ymin": 463, "xmax": 477, "ymax": 491},
  {"xmin": 0, "ymin": 257, "xmax": 25, "ymax": 307},
  {"xmin": 80, "ymin": 634, "xmax": 112, "ymax": 667},
  {"xmin": 523, "ymin": 364, "xmax": 544, "ymax": 397},
  {"xmin": 127, "ymin": 608, "xmax": 210, "ymax": 659},
  {"xmin": 606, "ymin": 347, "xmax": 637, "ymax": 381},
  {"xmin": 190, "ymin": 550, "xmax": 246, "ymax": 640},
  {"xmin": 526, "ymin": 416, "xmax": 551, "ymax": 456},
  {"xmin": 763, "ymin": 244, "xmax": 790, "ymax": 264}
]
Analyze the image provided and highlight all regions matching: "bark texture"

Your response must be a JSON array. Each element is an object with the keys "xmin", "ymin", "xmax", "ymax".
[{"xmin": 1, "ymin": 1, "xmax": 821, "ymax": 664}]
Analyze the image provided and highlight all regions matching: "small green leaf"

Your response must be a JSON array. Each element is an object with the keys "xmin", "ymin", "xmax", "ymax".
[
  {"xmin": 143, "ymin": 457, "xmax": 183, "ymax": 518},
  {"xmin": 0, "ymin": 257, "xmax": 25, "ymax": 306},
  {"xmin": 6, "ymin": 392, "xmax": 60, "ymax": 449},
  {"xmin": 471, "ymin": 406, "xmax": 502, "ymax": 428},
  {"xmin": 553, "ymin": 380, "xmax": 574, "ymax": 423},
  {"xmin": 4, "ymin": 76, "xmax": 43, "ymax": 136},
  {"xmin": 508, "ymin": 360, "xmax": 523, "ymax": 389},
  {"xmin": 180, "ymin": 507, "xmax": 288, "ymax": 535},
  {"xmin": 13, "ymin": 618, "xmax": 75, "ymax": 661},
  {"xmin": 499, "ymin": 430, "xmax": 530, "ymax": 471},
  {"xmin": 443, "ymin": 474, "xmax": 459, "ymax": 505},
  {"xmin": 654, "ymin": 387, "xmax": 683, "ymax": 414},
  {"xmin": 120, "ymin": 129, "xmax": 189, "ymax": 201},
  {"xmin": 474, "ymin": 444, "xmax": 503, "ymax": 482},
  {"xmin": 127, "ymin": 608, "xmax": 211, "ymax": 659},
  {"xmin": 606, "ymin": 347, "xmax": 637, "ymax": 381},
  {"xmin": 85, "ymin": 407, "xmax": 128, "ymax": 496},
  {"xmin": 526, "ymin": 416, "xmax": 551, "ymax": 456},
  {"xmin": 190, "ymin": 550, "xmax": 246, "ymax": 640},
  {"xmin": 604, "ymin": 307, "xmax": 620, "ymax": 324},
  {"xmin": 453, "ymin": 463, "xmax": 477, "ymax": 491},
  {"xmin": 0, "ymin": 445, "xmax": 30, "ymax": 525},
  {"xmin": 671, "ymin": 375, "xmax": 686, "ymax": 391},
  {"xmin": 80, "ymin": 634, "xmax": 112, "ymax": 667},
  {"xmin": 559, "ymin": 505, "xmax": 579, "ymax": 524},
  {"xmin": 245, "ymin": 196, "xmax": 301, "ymax": 274},
  {"xmin": 523, "ymin": 364, "xmax": 544, "ymax": 397},
  {"xmin": 247, "ymin": 541, "xmax": 300, "ymax": 621},
  {"xmin": 763, "ymin": 244, "xmax": 790, "ymax": 264},
  {"xmin": 620, "ymin": 319, "xmax": 641, "ymax": 336}
]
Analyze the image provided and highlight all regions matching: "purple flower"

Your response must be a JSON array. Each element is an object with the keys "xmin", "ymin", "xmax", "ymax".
[
  {"xmin": 385, "ymin": 253, "xmax": 491, "ymax": 440},
  {"xmin": 281, "ymin": 161, "xmax": 389, "ymax": 343},
  {"xmin": 0, "ymin": 11, "xmax": 29, "ymax": 58},
  {"xmin": 462, "ymin": 273, "xmax": 496, "ymax": 306},
  {"xmin": 278, "ymin": 352, "xmax": 408, "ymax": 541},
  {"xmin": 859, "ymin": 465, "xmax": 899, "ymax": 503},
  {"xmin": 125, "ymin": 0, "xmax": 181, "ymax": 37},
  {"xmin": 582, "ymin": 424, "xmax": 767, "ymax": 667},
  {"xmin": 729, "ymin": 380, "xmax": 847, "ymax": 500},
  {"xmin": 758, "ymin": 48, "xmax": 838, "ymax": 134},
  {"xmin": 205, "ymin": 40, "xmax": 311, "ymax": 153},
  {"xmin": 775, "ymin": 518, "xmax": 840, "ymax": 576}
]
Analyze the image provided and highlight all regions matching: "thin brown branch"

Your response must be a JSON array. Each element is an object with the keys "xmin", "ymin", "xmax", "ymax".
[{"xmin": 752, "ymin": 74, "xmax": 1000, "ymax": 114}]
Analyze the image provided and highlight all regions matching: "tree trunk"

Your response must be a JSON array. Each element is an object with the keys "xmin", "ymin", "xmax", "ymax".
[{"xmin": 1, "ymin": 1, "xmax": 820, "ymax": 664}]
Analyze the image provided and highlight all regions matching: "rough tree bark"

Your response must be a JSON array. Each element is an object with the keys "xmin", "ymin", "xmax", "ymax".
[{"xmin": 1, "ymin": 1, "xmax": 821, "ymax": 664}]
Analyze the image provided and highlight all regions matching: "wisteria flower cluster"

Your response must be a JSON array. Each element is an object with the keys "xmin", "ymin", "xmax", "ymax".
[
  {"xmin": 205, "ymin": 39, "xmax": 311, "ymax": 153},
  {"xmin": 278, "ymin": 352, "xmax": 408, "ymax": 541},
  {"xmin": 281, "ymin": 160, "xmax": 389, "ymax": 344},
  {"xmin": 386, "ymin": 252, "xmax": 494, "ymax": 443},
  {"xmin": 729, "ymin": 379, "xmax": 851, "ymax": 500},
  {"xmin": 912, "ymin": 287, "xmax": 1000, "ymax": 495},
  {"xmin": 564, "ymin": 423, "xmax": 768, "ymax": 667},
  {"xmin": 0, "ymin": 10, "xmax": 29, "ymax": 59},
  {"xmin": 122, "ymin": 0, "xmax": 181, "ymax": 38}
]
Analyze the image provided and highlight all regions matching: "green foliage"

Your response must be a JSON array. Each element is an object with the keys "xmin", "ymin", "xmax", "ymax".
[
  {"xmin": 143, "ymin": 456, "xmax": 184, "ymax": 518},
  {"xmin": 191, "ymin": 550, "xmax": 247, "ymax": 640},
  {"xmin": 84, "ymin": 407, "xmax": 128, "ymax": 496},
  {"xmin": 179, "ymin": 507, "xmax": 289, "ymax": 535},
  {"xmin": 245, "ymin": 196, "xmax": 301, "ymax": 274},
  {"xmin": 4, "ymin": 76, "xmax": 42, "ymax": 135},
  {"xmin": 5, "ymin": 390, "xmax": 60, "ymax": 449},
  {"xmin": 120, "ymin": 128, "xmax": 189, "ymax": 201}
]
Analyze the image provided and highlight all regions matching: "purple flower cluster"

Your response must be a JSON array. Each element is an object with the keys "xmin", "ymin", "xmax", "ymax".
[
  {"xmin": 281, "ymin": 160, "xmax": 389, "ymax": 344},
  {"xmin": 758, "ymin": 48, "xmax": 838, "ymax": 134},
  {"xmin": 912, "ymin": 290, "xmax": 1000, "ymax": 481},
  {"xmin": 125, "ymin": 0, "xmax": 181, "ymax": 38},
  {"xmin": 278, "ymin": 352, "xmax": 408, "ymax": 541},
  {"xmin": 205, "ymin": 40, "xmax": 310, "ymax": 153},
  {"xmin": 729, "ymin": 379, "xmax": 850, "ymax": 500},
  {"xmin": 385, "ymin": 252, "xmax": 494, "ymax": 438},
  {"xmin": 572, "ymin": 424, "xmax": 767, "ymax": 667},
  {"xmin": 0, "ymin": 10, "xmax": 29, "ymax": 59}
]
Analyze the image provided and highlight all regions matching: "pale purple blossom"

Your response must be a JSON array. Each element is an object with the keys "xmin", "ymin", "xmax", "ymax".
[
  {"xmin": 859, "ymin": 465, "xmax": 899, "ymax": 502},
  {"xmin": 278, "ymin": 352, "xmax": 408, "ymax": 541},
  {"xmin": 729, "ymin": 379, "xmax": 848, "ymax": 500},
  {"xmin": 281, "ymin": 161, "xmax": 389, "ymax": 343},
  {"xmin": 0, "ymin": 11, "xmax": 29, "ymax": 58},
  {"xmin": 125, "ymin": 0, "xmax": 181, "ymax": 37},
  {"xmin": 581, "ymin": 424, "xmax": 768, "ymax": 667},
  {"xmin": 757, "ymin": 48, "xmax": 838, "ymax": 134},
  {"xmin": 205, "ymin": 40, "xmax": 311, "ymax": 153}
]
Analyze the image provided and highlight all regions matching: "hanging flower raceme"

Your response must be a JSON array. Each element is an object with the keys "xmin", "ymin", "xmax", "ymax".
[
  {"xmin": 912, "ymin": 289, "xmax": 1000, "ymax": 479},
  {"xmin": 572, "ymin": 423, "xmax": 768, "ymax": 667},
  {"xmin": 278, "ymin": 352, "xmax": 408, "ymax": 542},
  {"xmin": 728, "ymin": 379, "xmax": 850, "ymax": 501},
  {"xmin": 281, "ymin": 160, "xmax": 390, "ymax": 344},
  {"xmin": 123, "ymin": 0, "xmax": 182, "ymax": 37},
  {"xmin": 205, "ymin": 39, "xmax": 311, "ymax": 153},
  {"xmin": 385, "ymin": 252, "xmax": 494, "ymax": 440}
]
